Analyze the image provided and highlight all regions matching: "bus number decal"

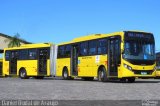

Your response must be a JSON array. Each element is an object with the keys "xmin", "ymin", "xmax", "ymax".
[{"xmin": 95, "ymin": 55, "xmax": 100, "ymax": 63}]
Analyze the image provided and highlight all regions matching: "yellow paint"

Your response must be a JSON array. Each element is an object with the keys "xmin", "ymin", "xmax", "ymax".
[
  {"xmin": 56, "ymin": 58, "xmax": 70, "ymax": 76},
  {"xmin": 156, "ymin": 69, "xmax": 160, "ymax": 77},
  {"xmin": 17, "ymin": 60, "xmax": 38, "ymax": 76}
]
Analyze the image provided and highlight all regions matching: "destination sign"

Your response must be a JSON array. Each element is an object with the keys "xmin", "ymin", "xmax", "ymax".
[{"xmin": 125, "ymin": 32, "xmax": 153, "ymax": 39}]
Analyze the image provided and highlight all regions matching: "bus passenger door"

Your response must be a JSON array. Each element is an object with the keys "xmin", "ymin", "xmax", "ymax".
[
  {"xmin": 9, "ymin": 51, "xmax": 18, "ymax": 75},
  {"xmin": 108, "ymin": 36, "xmax": 121, "ymax": 77},
  {"xmin": 38, "ymin": 48, "xmax": 48, "ymax": 75},
  {"xmin": 71, "ymin": 45, "xmax": 78, "ymax": 76}
]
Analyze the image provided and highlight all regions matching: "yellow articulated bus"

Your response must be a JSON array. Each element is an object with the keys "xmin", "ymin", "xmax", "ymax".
[
  {"xmin": 3, "ymin": 43, "xmax": 57, "ymax": 79},
  {"xmin": 155, "ymin": 52, "xmax": 160, "ymax": 78},
  {"xmin": 56, "ymin": 31, "xmax": 156, "ymax": 82}
]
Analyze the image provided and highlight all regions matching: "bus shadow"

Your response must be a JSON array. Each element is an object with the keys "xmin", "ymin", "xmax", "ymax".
[
  {"xmin": 42, "ymin": 77, "xmax": 98, "ymax": 82},
  {"xmin": 102, "ymin": 79, "xmax": 160, "ymax": 83},
  {"xmin": 30, "ymin": 77, "xmax": 160, "ymax": 83}
]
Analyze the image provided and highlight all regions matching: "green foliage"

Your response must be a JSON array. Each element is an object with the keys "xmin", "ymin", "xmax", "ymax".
[{"xmin": 4, "ymin": 33, "xmax": 21, "ymax": 48}]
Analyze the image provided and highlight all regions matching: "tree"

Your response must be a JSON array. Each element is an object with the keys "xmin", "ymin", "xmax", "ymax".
[{"xmin": 4, "ymin": 33, "xmax": 21, "ymax": 48}]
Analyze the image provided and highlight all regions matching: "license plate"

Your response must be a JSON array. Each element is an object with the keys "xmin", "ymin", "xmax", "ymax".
[{"xmin": 141, "ymin": 72, "xmax": 147, "ymax": 75}]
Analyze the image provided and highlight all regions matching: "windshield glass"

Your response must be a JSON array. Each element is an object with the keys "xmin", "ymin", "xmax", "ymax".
[{"xmin": 123, "ymin": 40, "xmax": 155, "ymax": 60}]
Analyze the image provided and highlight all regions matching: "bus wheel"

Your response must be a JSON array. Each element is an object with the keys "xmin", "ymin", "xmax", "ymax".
[
  {"xmin": 127, "ymin": 77, "xmax": 135, "ymax": 83},
  {"xmin": 19, "ymin": 68, "xmax": 28, "ymax": 79},
  {"xmin": 98, "ymin": 67, "xmax": 107, "ymax": 82},
  {"xmin": 63, "ymin": 68, "xmax": 69, "ymax": 80}
]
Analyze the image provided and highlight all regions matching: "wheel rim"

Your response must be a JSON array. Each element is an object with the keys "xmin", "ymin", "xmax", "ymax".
[
  {"xmin": 21, "ymin": 71, "xmax": 25, "ymax": 78},
  {"xmin": 64, "ymin": 71, "xmax": 68, "ymax": 78},
  {"xmin": 101, "ymin": 71, "xmax": 104, "ymax": 79},
  {"xmin": 98, "ymin": 71, "xmax": 103, "ymax": 81}
]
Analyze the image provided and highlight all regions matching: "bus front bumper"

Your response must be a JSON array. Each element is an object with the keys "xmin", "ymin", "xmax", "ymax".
[{"xmin": 121, "ymin": 68, "xmax": 156, "ymax": 78}]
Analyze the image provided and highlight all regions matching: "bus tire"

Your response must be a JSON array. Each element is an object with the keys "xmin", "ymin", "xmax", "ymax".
[
  {"xmin": 19, "ymin": 68, "xmax": 28, "ymax": 79},
  {"xmin": 98, "ymin": 67, "xmax": 108, "ymax": 82},
  {"xmin": 62, "ymin": 67, "xmax": 69, "ymax": 80},
  {"xmin": 127, "ymin": 77, "xmax": 135, "ymax": 83}
]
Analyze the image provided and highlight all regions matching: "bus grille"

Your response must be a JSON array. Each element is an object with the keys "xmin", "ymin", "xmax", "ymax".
[{"xmin": 132, "ymin": 70, "xmax": 153, "ymax": 75}]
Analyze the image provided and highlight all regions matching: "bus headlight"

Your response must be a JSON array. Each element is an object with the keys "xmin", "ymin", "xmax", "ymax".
[
  {"xmin": 124, "ymin": 64, "xmax": 127, "ymax": 68},
  {"xmin": 124, "ymin": 64, "xmax": 132, "ymax": 71}
]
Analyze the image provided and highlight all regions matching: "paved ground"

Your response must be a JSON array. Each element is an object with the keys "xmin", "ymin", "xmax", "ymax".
[{"xmin": 0, "ymin": 77, "xmax": 160, "ymax": 101}]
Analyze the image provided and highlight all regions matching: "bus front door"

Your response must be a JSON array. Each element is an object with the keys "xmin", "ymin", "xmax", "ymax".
[
  {"xmin": 108, "ymin": 37, "xmax": 121, "ymax": 77},
  {"xmin": 71, "ymin": 45, "xmax": 78, "ymax": 76},
  {"xmin": 38, "ymin": 49, "xmax": 48, "ymax": 75},
  {"xmin": 9, "ymin": 51, "xmax": 18, "ymax": 75}
]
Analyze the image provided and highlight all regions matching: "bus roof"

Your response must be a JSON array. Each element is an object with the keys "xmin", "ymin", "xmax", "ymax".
[
  {"xmin": 4, "ymin": 43, "xmax": 54, "ymax": 50},
  {"xmin": 58, "ymin": 31, "xmax": 124, "ymax": 45},
  {"xmin": 58, "ymin": 30, "xmax": 153, "ymax": 45}
]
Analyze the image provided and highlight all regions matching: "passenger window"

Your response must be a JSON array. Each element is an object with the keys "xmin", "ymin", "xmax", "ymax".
[
  {"xmin": 65, "ymin": 45, "xmax": 71, "ymax": 57},
  {"xmin": 58, "ymin": 46, "xmax": 65, "ymax": 58},
  {"xmin": 80, "ymin": 42, "xmax": 88, "ymax": 56},
  {"xmin": 5, "ymin": 51, "xmax": 10, "ymax": 61},
  {"xmin": 98, "ymin": 39, "xmax": 107, "ymax": 54},
  {"xmin": 89, "ymin": 40, "xmax": 97, "ymax": 55},
  {"xmin": 19, "ymin": 50, "xmax": 28, "ymax": 60},
  {"xmin": 29, "ymin": 49, "xmax": 37, "ymax": 59}
]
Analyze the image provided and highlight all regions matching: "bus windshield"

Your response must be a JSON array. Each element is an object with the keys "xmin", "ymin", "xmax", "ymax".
[
  {"xmin": 124, "ymin": 40, "xmax": 155, "ymax": 60},
  {"xmin": 123, "ymin": 32, "xmax": 155, "ymax": 61}
]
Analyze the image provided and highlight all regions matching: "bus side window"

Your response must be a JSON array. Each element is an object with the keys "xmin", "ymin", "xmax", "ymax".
[
  {"xmin": 89, "ymin": 40, "xmax": 97, "ymax": 55},
  {"xmin": 79, "ymin": 42, "xmax": 88, "ymax": 56},
  {"xmin": 58, "ymin": 46, "xmax": 65, "ymax": 58},
  {"xmin": 65, "ymin": 45, "xmax": 71, "ymax": 57},
  {"xmin": 19, "ymin": 50, "xmax": 28, "ymax": 60},
  {"xmin": 29, "ymin": 49, "xmax": 37, "ymax": 60},
  {"xmin": 5, "ymin": 51, "xmax": 10, "ymax": 61},
  {"xmin": 98, "ymin": 39, "xmax": 107, "ymax": 54}
]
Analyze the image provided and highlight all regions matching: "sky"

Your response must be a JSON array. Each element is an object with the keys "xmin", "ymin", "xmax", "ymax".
[{"xmin": 0, "ymin": 0, "xmax": 160, "ymax": 51}]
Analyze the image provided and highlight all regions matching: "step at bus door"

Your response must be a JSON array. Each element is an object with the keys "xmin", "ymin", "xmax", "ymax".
[
  {"xmin": 108, "ymin": 36, "xmax": 121, "ymax": 77},
  {"xmin": 9, "ymin": 51, "xmax": 18, "ymax": 75},
  {"xmin": 38, "ymin": 48, "xmax": 48, "ymax": 75},
  {"xmin": 71, "ymin": 45, "xmax": 78, "ymax": 76}
]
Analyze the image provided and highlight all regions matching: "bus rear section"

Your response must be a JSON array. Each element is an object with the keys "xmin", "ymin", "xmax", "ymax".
[{"xmin": 3, "ymin": 43, "xmax": 57, "ymax": 79}]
